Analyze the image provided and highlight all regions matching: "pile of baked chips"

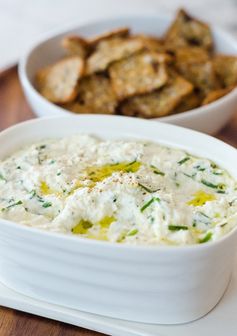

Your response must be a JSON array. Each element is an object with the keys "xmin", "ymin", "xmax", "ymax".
[{"xmin": 35, "ymin": 9, "xmax": 237, "ymax": 118}]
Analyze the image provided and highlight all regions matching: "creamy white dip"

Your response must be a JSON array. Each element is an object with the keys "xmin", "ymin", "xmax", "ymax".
[{"xmin": 0, "ymin": 134, "xmax": 236, "ymax": 246}]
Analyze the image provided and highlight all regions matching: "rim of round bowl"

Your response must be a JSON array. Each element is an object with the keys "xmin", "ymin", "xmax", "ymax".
[{"xmin": 18, "ymin": 14, "xmax": 237, "ymax": 129}]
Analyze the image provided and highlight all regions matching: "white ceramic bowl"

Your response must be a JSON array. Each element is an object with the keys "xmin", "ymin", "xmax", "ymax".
[
  {"xmin": 0, "ymin": 115, "xmax": 237, "ymax": 325},
  {"xmin": 18, "ymin": 15, "xmax": 237, "ymax": 135}
]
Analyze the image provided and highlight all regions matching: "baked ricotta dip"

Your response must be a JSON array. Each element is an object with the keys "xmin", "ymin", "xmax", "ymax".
[{"xmin": 0, "ymin": 134, "xmax": 237, "ymax": 246}]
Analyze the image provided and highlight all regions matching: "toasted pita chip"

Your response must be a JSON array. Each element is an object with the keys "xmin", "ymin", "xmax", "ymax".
[
  {"xmin": 213, "ymin": 55, "xmax": 237, "ymax": 87},
  {"xmin": 120, "ymin": 72, "xmax": 193, "ymax": 118},
  {"xmin": 202, "ymin": 87, "xmax": 234, "ymax": 105},
  {"xmin": 109, "ymin": 51, "xmax": 168, "ymax": 100},
  {"xmin": 65, "ymin": 74, "xmax": 117, "ymax": 114},
  {"xmin": 86, "ymin": 37, "xmax": 144, "ymax": 74},
  {"xmin": 174, "ymin": 92, "xmax": 201, "ymax": 113},
  {"xmin": 88, "ymin": 27, "xmax": 130, "ymax": 46},
  {"xmin": 177, "ymin": 61, "xmax": 220, "ymax": 95},
  {"xmin": 35, "ymin": 56, "xmax": 84, "ymax": 103},
  {"xmin": 61, "ymin": 102, "xmax": 93, "ymax": 114},
  {"xmin": 133, "ymin": 34, "xmax": 166, "ymax": 52},
  {"xmin": 62, "ymin": 36, "xmax": 89, "ymax": 58},
  {"xmin": 174, "ymin": 46, "xmax": 209, "ymax": 65},
  {"xmin": 165, "ymin": 9, "xmax": 213, "ymax": 51}
]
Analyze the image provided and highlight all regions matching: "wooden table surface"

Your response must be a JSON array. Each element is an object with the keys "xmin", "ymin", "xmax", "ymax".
[{"xmin": 0, "ymin": 66, "xmax": 236, "ymax": 336}]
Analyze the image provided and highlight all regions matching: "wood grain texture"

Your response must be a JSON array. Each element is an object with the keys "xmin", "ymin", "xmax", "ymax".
[
  {"xmin": 0, "ymin": 66, "xmax": 236, "ymax": 336},
  {"xmin": 0, "ymin": 66, "xmax": 104, "ymax": 336}
]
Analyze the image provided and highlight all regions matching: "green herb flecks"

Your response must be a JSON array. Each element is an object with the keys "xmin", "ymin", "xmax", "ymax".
[
  {"xmin": 42, "ymin": 202, "xmax": 52, "ymax": 208},
  {"xmin": 127, "ymin": 229, "xmax": 138, "ymax": 236},
  {"xmin": 194, "ymin": 165, "xmax": 206, "ymax": 172},
  {"xmin": 212, "ymin": 171, "xmax": 223, "ymax": 176},
  {"xmin": 2, "ymin": 200, "xmax": 23, "ymax": 211},
  {"xmin": 140, "ymin": 197, "xmax": 160, "ymax": 213},
  {"xmin": 150, "ymin": 165, "xmax": 165, "ymax": 176},
  {"xmin": 193, "ymin": 212, "xmax": 210, "ymax": 227},
  {"xmin": 37, "ymin": 145, "xmax": 47, "ymax": 165},
  {"xmin": 217, "ymin": 189, "xmax": 226, "ymax": 194},
  {"xmin": 30, "ymin": 190, "xmax": 47, "ymax": 208},
  {"xmin": 178, "ymin": 157, "xmax": 190, "ymax": 165},
  {"xmin": 220, "ymin": 222, "xmax": 227, "ymax": 228},
  {"xmin": 199, "ymin": 232, "xmax": 212, "ymax": 243},
  {"xmin": 198, "ymin": 212, "xmax": 210, "ymax": 219},
  {"xmin": 201, "ymin": 179, "xmax": 218, "ymax": 189},
  {"xmin": 138, "ymin": 182, "xmax": 160, "ymax": 193},
  {"xmin": 201, "ymin": 179, "xmax": 226, "ymax": 193},
  {"xmin": 168, "ymin": 225, "xmax": 188, "ymax": 231},
  {"xmin": 29, "ymin": 190, "xmax": 36, "ymax": 199},
  {"xmin": 183, "ymin": 172, "xmax": 196, "ymax": 180},
  {"xmin": 124, "ymin": 161, "xmax": 141, "ymax": 173},
  {"xmin": 0, "ymin": 173, "xmax": 6, "ymax": 182},
  {"xmin": 229, "ymin": 199, "xmax": 237, "ymax": 206}
]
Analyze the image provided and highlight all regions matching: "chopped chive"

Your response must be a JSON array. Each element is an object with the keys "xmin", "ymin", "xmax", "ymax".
[
  {"xmin": 6, "ymin": 200, "xmax": 22, "ymax": 208},
  {"xmin": 141, "ymin": 198, "xmax": 155, "ymax": 212},
  {"xmin": 178, "ymin": 157, "xmax": 190, "ymax": 165},
  {"xmin": 211, "ymin": 162, "xmax": 217, "ymax": 169},
  {"xmin": 150, "ymin": 165, "xmax": 165, "ymax": 176},
  {"xmin": 201, "ymin": 179, "xmax": 218, "ymax": 188},
  {"xmin": 138, "ymin": 182, "xmax": 160, "ymax": 193},
  {"xmin": 49, "ymin": 160, "xmax": 55, "ymax": 164},
  {"xmin": 195, "ymin": 165, "xmax": 206, "ymax": 171},
  {"xmin": 138, "ymin": 183, "xmax": 153, "ymax": 193},
  {"xmin": 2, "ymin": 200, "xmax": 23, "ymax": 211},
  {"xmin": 229, "ymin": 199, "xmax": 236, "ymax": 206},
  {"xmin": 56, "ymin": 172, "xmax": 61, "ymax": 176},
  {"xmin": 212, "ymin": 171, "xmax": 223, "ymax": 176},
  {"xmin": 199, "ymin": 232, "xmax": 212, "ymax": 243},
  {"xmin": 201, "ymin": 179, "xmax": 226, "ymax": 192},
  {"xmin": 17, "ymin": 166, "xmax": 21, "ymax": 170},
  {"xmin": 29, "ymin": 190, "xmax": 36, "ymax": 199},
  {"xmin": 220, "ymin": 222, "xmax": 227, "ymax": 228},
  {"xmin": 183, "ymin": 172, "xmax": 196, "ymax": 179},
  {"xmin": 168, "ymin": 225, "xmax": 188, "ymax": 231},
  {"xmin": 42, "ymin": 202, "xmax": 52, "ymax": 208},
  {"xmin": 150, "ymin": 216, "xmax": 155, "ymax": 223},
  {"xmin": 125, "ymin": 161, "xmax": 141, "ymax": 173},
  {"xmin": 140, "ymin": 197, "xmax": 160, "ymax": 213},
  {"xmin": 217, "ymin": 183, "xmax": 226, "ymax": 191},
  {"xmin": 153, "ymin": 170, "xmax": 165, "ymax": 176},
  {"xmin": 39, "ymin": 145, "xmax": 46, "ymax": 149},
  {"xmin": 127, "ymin": 229, "xmax": 138, "ymax": 236},
  {"xmin": 127, "ymin": 160, "xmax": 137, "ymax": 166},
  {"xmin": 0, "ymin": 173, "xmax": 6, "ymax": 181},
  {"xmin": 37, "ymin": 196, "xmax": 44, "ymax": 203},
  {"xmin": 199, "ymin": 212, "xmax": 210, "ymax": 219}
]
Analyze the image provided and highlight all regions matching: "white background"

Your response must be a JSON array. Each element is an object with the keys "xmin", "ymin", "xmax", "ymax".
[{"xmin": 0, "ymin": 0, "xmax": 237, "ymax": 69}]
